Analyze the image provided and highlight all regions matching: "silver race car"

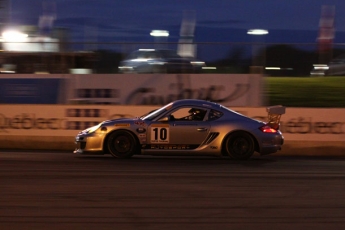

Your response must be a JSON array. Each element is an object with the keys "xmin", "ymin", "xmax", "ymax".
[{"xmin": 74, "ymin": 99, "xmax": 285, "ymax": 160}]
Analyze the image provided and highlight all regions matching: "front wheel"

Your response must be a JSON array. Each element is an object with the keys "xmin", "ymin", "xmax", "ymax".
[
  {"xmin": 107, "ymin": 131, "xmax": 139, "ymax": 158},
  {"xmin": 224, "ymin": 132, "xmax": 255, "ymax": 160}
]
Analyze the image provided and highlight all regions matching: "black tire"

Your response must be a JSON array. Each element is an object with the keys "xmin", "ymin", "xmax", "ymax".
[
  {"xmin": 107, "ymin": 131, "xmax": 139, "ymax": 158},
  {"xmin": 224, "ymin": 132, "xmax": 255, "ymax": 160}
]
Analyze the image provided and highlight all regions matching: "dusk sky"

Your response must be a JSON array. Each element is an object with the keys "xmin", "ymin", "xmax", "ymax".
[
  {"xmin": 8, "ymin": 1, "xmax": 345, "ymax": 40},
  {"xmin": 8, "ymin": 0, "xmax": 345, "ymax": 60}
]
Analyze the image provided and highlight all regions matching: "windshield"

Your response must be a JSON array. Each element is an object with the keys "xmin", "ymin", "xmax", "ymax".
[{"xmin": 141, "ymin": 102, "xmax": 173, "ymax": 121}]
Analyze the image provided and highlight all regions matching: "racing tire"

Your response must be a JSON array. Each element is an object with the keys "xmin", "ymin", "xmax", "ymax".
[
  {"xmin": 224, "ymin": 132, "xmax": 255, "ymax": 160},
  {"xmin": 107, "ymin": 131, "xmax": 139, "ymax": 158}
]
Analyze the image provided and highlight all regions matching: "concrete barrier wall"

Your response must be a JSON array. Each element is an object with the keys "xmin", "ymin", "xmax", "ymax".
[
  {"xmin": 69, "ymin": 73, "xmax": 263, "ymax": 106},
  {"xmin": 1, "ymin": 105, "xmax": 345, "ymax": 156},
  {"xmin": 0, "ymin": 73, "xmax": 263, "ymax": 106}
]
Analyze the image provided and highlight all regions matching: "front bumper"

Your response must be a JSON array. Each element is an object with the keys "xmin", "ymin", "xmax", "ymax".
[{"xmin": 73, "ymin": 134, "xmax": 104, "ymax": 155}]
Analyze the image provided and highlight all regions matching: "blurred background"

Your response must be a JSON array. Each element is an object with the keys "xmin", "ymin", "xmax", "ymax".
[{"xmin": 0, "ymin": 0, "xmax": 345, "ymax": 107}]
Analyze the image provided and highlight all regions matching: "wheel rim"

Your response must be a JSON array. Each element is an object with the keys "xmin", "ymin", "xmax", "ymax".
[
  {"xmin": 226, "ymin": 133, "xmax": 254, "ymax": 159},
  {"xmin": 231, "ymin": 137, "xmax": 251, "ymax": 156},
  {"xmin": 107, "ymin": 131, "xmax": 138, "ymax": 158},
  {"xmin": 113, "ymin": 135, "xmax": 132, "ymax": 153}
]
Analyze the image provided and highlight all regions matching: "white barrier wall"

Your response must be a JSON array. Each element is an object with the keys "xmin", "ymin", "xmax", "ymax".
[
  {"xmin": 66, "ymin": 74, "xmax": 263, "ymax": 106},
  {"xmin": 1, "ymin": 105, "xmax": 345, "ymax": 156},
  {"xmin": 0, "ymin": 73, "xmax": 263, "ymax": 106}
]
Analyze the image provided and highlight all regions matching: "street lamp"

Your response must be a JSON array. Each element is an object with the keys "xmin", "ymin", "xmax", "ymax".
[
  {"xmin": 247, "ymin": 29, "xmax": 269, "ymax": 36},
  {"xmin": 247, "ymin": 29, "xmax": 269, "ymax": 73},
  {"xmin": 150, "ymin": 30, "xmax": 169, "ymax": 49},
  {"xmin": 150, "ymin": 30, "xmax": 169, "ymax": 37},
  {"xmin": 2, "ymin": 30, "xmax": 28, "ymax": 42}
]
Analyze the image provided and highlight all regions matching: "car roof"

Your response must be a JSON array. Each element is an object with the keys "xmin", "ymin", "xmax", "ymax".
[
  {"xmin": 170, "ymin": 99, "xmax": 248, "ymax": 118},
  {"xmin": 170, "ymin": 99, "xmax": 222, "ymax": 110}
]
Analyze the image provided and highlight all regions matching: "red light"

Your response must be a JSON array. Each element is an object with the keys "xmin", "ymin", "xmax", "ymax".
[{"xmin": 259, "ymin": 125, "xmax": 278, "ymax": 133}]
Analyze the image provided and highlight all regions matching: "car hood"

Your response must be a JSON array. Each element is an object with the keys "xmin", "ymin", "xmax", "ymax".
[{"xmin": 102, "ymin": 117, "xmax": 143, "ymax": 125}]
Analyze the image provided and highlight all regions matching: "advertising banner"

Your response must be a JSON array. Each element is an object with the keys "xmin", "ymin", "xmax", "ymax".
[
  {"xmin": 1, "ymin": 105, "xmax": 345, "ymax": 142},
  {"xmin": 67, "ymin": 74, "xmax": 263, "ymax": 106},
  {"xmin": 0, "ymin": 73, "xmax": 263, "ymax": 107},
  {"xmin": 0, "ymin": 75, "xmax": 66, "ymax": 104}
]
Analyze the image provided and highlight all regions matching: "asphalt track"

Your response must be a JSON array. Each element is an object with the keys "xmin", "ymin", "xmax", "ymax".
[{"xmin": 1, "ymin": 151, "xmax": 345, "ymax": 230}]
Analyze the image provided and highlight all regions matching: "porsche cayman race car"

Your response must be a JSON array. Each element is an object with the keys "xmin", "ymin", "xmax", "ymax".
[{"xmin": 74, "ymin": 99, "xmax": 285, "ymax": 160}]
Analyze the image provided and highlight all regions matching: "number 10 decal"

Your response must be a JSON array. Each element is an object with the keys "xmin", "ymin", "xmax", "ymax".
[{"xmin": 151, "ymin": 126, "xmax": 170, "ymax": 143}]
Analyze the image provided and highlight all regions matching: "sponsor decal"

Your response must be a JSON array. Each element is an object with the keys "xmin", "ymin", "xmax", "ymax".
[
  {"xmin": 136, "ymin": 127, "xmax": 146, "ymax": 133},
  {"xmin": 126, "ymin": 79, "xmax": 251, "ymax": 105},
  {"xmin": 0, "ymin": 113, "xmax": 66, "ymax": 132},
  {"xmin": 150, "ymin": 145, "xmax": 193, "ymax": 150},
  {"xmin": 134, "ymin": 121, "xmax": 146, "ymax": 126}
]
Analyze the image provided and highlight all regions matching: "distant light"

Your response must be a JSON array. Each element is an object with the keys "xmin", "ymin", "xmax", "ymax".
[
  {"xmin": 247, "ymin": 29, "xmax": 269, "ymax": 35},
  {"xmin": 2, "ymin": 30, "xmax": 28, "ymax": 42},
  {"xmin": 265, "ymin": 67, "xmax": 294, "ymax": 70},
  {"xmin": 0, "ymin": 70, "xmax": 15, "ymax": 73},
  {"xmin": 150, "ymin": 30, "xmax": 169, "ymax": 37},
  {"xmin": 190, "ymin": 61, "xmax": 205, "ymax": 66},
  {"xmin": 202, "ymin": 67, "xmax": 216, "ymax": 70},
  {"xmin": 265, "ymin": 67, "xmax": 281, "ymax": 70},
  {"xmin": 139, "ymin": 49, "xmax": 155, "ymax": 51},
  {"xmin": 313, "ymin": 64, "xmax": 329, "ymax": 70}
]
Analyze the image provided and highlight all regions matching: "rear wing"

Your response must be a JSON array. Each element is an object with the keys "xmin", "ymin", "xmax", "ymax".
[{"xmin": 266, "ymin": 105, "xmax": 286, "ymax": 129}]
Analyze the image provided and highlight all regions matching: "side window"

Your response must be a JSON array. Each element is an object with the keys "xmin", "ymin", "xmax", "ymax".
[
  {"xmin": 208, "ymin": 109, "xmax": 223, "ymax": 121},
  {"xmin": 170, "ymin": 107, "xmax": 207, "ymax": 121}
]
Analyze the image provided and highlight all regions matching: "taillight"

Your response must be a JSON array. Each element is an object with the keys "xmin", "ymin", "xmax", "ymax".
[{"xmin": 259, "ymin": 125, "xmax": 278, "ymax": 133}]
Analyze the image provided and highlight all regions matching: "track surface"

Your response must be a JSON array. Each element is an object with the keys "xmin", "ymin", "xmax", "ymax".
[{"xmin": 1, "ymin": 151, "xmax": 345, "ymax": 230}]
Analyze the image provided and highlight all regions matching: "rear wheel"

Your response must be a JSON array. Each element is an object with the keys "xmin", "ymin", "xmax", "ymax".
[
  {"xmin": 107, "ymin": 131, "xmax": 139, "ymax": 158},
  {"xmin": 224, "ymin": 132, "xmax": 254, "ymax": 160}
]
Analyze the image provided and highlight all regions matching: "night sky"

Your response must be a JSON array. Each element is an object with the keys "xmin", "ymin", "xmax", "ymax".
[{"xmin": 8, "ymin": 0, "xmax": 345, "ymax": 60}]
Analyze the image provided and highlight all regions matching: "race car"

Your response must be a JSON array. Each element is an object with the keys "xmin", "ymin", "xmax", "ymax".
[
  {"xmin": 74, "ymin": 99, "xmax": 285, "ymax": 160},
  {"xmin": 118, "ymin": 49, "xmax": 205, "ymax": 73}
]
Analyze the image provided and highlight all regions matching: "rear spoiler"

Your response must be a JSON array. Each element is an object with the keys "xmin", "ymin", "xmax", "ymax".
[{"xmin": 266, "ymin": 105, "xmax": 286, "ymax": 129}]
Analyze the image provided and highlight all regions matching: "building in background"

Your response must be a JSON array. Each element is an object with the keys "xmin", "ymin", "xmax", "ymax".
[{"xmin": 0, "ymin": 0, "xmax": 95, "ymax": 73}]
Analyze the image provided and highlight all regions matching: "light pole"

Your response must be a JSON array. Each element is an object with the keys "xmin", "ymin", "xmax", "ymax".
[{"xmin": 247, "ymin": 29, "xmax": 268, "ymax": 74}]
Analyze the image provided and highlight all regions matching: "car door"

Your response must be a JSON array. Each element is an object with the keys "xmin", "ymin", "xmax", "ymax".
[{"xmin": 147, "ymin": 106, "xmax": 210, "ymax": 149}]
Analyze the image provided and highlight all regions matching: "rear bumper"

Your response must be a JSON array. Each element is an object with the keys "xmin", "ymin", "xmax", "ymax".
[{"xmin": 259, "ymin": 135, "xmax": 284, "ymax": 155}]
